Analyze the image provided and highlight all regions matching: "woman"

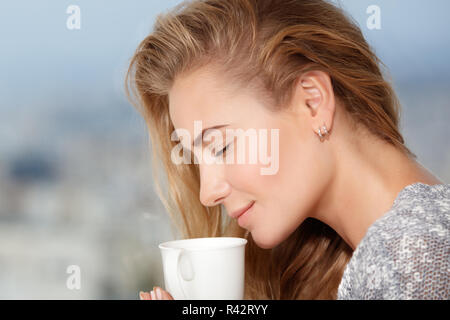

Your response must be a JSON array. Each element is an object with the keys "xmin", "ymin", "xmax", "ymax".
[{"xmin": 127, "ymin": 0, "xmax": 449, "ymax": 299}]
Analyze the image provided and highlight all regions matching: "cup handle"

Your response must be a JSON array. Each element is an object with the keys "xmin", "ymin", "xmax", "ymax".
[{"xmin": 176, "ymin": 248, "xmax": 195, "ymax": 299}]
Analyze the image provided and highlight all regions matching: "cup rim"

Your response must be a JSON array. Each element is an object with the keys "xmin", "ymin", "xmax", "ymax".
[{"xmin": 158, "ymin": 237, "xmax": 247, "ymax": 251}]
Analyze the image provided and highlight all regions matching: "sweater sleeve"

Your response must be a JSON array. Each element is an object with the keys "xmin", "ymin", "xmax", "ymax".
[
  {"xmin": 338, "ymin": 183, "xmax": 450, "ymax": 300},
  {"xmin": 338, "ymin": 226, "xmax": 450, "ymax": 300},
  {"xmin": 337, "ymin": 229, "xmax": 396, "ymax": 300},
  {"xmin": 382, "ymin": 230, "xmax": 449, "ymax": 299}
]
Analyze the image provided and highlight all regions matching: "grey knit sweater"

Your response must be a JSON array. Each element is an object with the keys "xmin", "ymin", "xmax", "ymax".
[{"xmin": 337, "ymin": 182, "xmax": 450, "ymax": 299}]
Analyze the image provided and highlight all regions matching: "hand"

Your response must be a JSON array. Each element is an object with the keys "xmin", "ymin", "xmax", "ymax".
[{"xmin": 139, "ymin": 286, "xmax": 174, "ymax": 300}]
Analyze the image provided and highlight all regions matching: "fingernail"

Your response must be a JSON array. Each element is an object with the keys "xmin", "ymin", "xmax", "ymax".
[
  {"xmin": 156, "ymin": 287, "xmax": 162, "ymax": 300},
  {"xmin": 150, "ymin": 290, "xmax": 156, "ymax": 300},
  {"xmin": 139, "ymin": 291, "xmax": 144, "ymax": 300}
]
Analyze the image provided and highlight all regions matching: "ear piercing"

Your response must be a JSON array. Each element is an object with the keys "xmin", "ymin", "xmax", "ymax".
[{"xmin": 317, "ymin": 122, "xmax": 329, "ymax": 140}]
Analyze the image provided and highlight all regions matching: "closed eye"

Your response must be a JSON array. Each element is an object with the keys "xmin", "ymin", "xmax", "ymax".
[{"xmin": 214, "ymin": 143, "xmax": 231, "ymax": 157}]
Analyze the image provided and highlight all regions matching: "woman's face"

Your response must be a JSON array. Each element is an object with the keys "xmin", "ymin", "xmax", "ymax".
[{"xmin": 168, "ymin": 65, "xmax": 333, "ymax": 249}]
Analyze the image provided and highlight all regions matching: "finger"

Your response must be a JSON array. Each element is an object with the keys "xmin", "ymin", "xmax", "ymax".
[
  {"xmin": 139, "ymin": 291, "xmax": 150, "ymax": 300},
  {"xmin": 140, "ymin": 291, "xmax": 151, "ymax": 300},
  {"xmin": 162, "ymin": 290, "xmax": 174, "ymax": 300},
  {"xmin": 156, "ymin": 287, "xmax": 174, "ymax": 300}
]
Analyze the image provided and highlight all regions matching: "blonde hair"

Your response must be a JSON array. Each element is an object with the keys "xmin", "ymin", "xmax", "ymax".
[{"xmin": 125, "ymin": 0, "xmax": 416, "ymax": 299}]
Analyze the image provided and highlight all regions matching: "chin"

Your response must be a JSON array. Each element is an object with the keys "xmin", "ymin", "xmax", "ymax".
[
  {"xmin": 251, "ymin": 222, "xmax": 301, "ymax": 249},
  {"xmin": 251, "ymin": 231, "xmax": 283, "ymax": 249}
]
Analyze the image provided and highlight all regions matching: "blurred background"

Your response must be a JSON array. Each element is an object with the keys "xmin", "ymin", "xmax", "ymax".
[{"xmin": 0, "ymin": 0, "xmax": 449, "ymax": 299}]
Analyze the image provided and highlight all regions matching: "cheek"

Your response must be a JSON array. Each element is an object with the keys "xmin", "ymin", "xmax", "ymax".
[
  {"xmin": 223, "ymin": 134, "xmax": 272, "ymax": 193},
  {"xmin": 276, "ymin": 133, "xmax": 327, "ymax": 227},
  {"xmin": 225, "ymin": 161, "xmax": 262, "ymax": 193},
  {"xmin": 259, "ymin": 125, "xmax": 322, "ymax": 205},
  {"xmin": 225, "ymin": 125, "xmax": 324, "ymax": 207},
  {"xmin": 231, "ymin": 128, "xmax": 326, "ymax": 248}
]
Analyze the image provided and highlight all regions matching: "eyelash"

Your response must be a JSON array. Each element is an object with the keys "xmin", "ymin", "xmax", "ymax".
[{"xmin": 214, "ymin": 143, "xmax": 231, "ymax": 157}]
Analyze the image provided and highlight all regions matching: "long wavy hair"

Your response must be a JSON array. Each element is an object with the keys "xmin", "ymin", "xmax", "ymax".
[{"xmin": 125, "ymin": 0, "xmax": 416, "ymax": 299}]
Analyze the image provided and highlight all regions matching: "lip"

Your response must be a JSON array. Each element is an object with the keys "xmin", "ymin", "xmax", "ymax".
[{"xmin": 230, "ymin": 201, "xmax": 255, "ymax": 219}]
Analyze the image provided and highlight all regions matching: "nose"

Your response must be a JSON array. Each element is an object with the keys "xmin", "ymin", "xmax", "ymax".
[{"xmin": 198, "ymin": 163, "xmax": 231, "ymax": 207}]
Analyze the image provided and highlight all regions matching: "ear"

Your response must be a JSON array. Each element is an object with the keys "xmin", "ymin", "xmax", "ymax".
[{"xmin": 297, "ymin": 70, "xmax": 336, "ymax": 137}]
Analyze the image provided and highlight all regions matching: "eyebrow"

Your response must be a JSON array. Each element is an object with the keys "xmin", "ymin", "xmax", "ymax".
[{"xmin": 192, "ymin": 124, "xmax": 230, "ymax": 148}]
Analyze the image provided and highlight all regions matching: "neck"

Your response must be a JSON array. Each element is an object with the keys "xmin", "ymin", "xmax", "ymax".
[{"xmin": 311, "ymin": 127, "xmax": 443, "ymax": 251}]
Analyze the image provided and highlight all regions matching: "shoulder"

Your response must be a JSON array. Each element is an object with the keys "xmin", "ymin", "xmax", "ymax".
[
  {"xmin": 338, "ymin": 183, "xmax": 450, "ymax": 300},
  {"xmin": 368, "ymin": 182, "xmax": 450, "ymax": 247}
]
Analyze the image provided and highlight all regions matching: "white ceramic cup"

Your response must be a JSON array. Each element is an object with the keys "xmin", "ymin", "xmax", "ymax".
[{"xmin": 158, "ymin": 237, "xmax": 247, "ymax": 300}]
